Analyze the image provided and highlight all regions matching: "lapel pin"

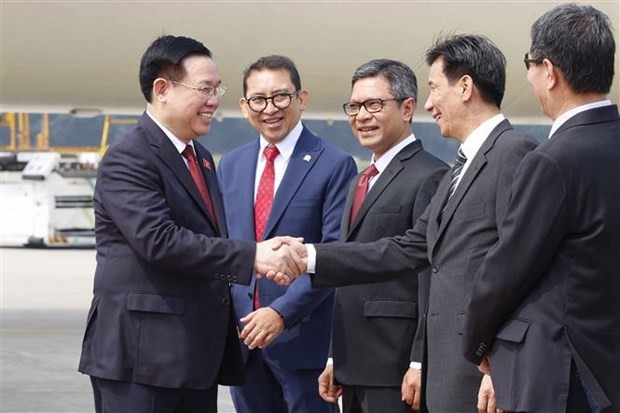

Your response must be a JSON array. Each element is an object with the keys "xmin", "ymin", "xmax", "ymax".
[
  {"xmin": 303, "ymin": 154, "xmax": 312, "ymax": 162},
  {"xmin": 202, "ymin": 159, "xmax": 212, "ymax": 171}
]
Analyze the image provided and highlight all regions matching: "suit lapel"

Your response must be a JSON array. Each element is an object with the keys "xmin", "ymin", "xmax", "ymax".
[
  {"xmin": 143, "ymin": 115, "xmax": 220, "ymax": 234},
  {"xmin": 236, "ymin": 141, "xmax": 261, "ymax": 241},
  {"xmin": 432, "ymin": 120, "xmax": 512, "ymax": 254},
  {"xmin": 341, "ymin": 175, "xmax": 358, "ymax": 240},
  {"xmin": 426, "ymin": 171, "xmax": 452, "ymax": 254},
  {"xmin": 262, "ymin": 127, "xmax": 322, "ymax": 239},
  {"xmin": 347, "ymin": 140, "xmax": 423, "ymax": 237}
]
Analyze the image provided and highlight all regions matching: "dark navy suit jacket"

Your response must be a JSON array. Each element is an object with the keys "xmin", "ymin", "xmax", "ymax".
[
  {"xmin": 218, "ymin": 125, "xmax": 357, "ymax": 369},
  {"xmin": 464, "ymin": 105, "xmax": 620, "ymax": 412},
  {"xmin": 79, "ymin": 113, "xmax": 254, "ymax": 389}
]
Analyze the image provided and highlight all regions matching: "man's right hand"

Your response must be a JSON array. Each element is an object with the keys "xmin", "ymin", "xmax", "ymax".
[
  {"xmin": 261, "ymin": 236, "xmax": 309, "ymax": 285},
  {"xmin": 318, "ymin": 364, "xmax": 342, "ymax": 403},
  {"xmin": 401, "ymin": 367, "xmax": 422, "ymax": 411},
  {"xmin": 254, "ymin": 237, "xmax": 305, "ymax": 280}
]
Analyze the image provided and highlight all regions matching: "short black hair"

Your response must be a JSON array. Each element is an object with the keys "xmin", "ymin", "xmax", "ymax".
[
  {"xmin": 426, "ymin": 34, "xmax": 506, "ymax": 108},
  {"xmin": 139, "ymin": 35, "xmax": 212, "ymax": 102},
  {"xmin": 242, "ymin": 55, "xmax": 301, "ymax": 97}
]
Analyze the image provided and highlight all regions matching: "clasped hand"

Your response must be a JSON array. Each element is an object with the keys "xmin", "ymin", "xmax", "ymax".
[{"xmin": 254, "ymin": 236, "xmax": 308, "ymax": 285}]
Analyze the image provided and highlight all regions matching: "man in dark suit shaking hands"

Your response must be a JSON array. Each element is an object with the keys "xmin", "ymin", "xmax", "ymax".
[
  {"xmin": 316, "ymin": 59, "xmax": 447, "ymax": 413},
  {"xmin": 268, "ymin": 35, "xmax": 539, "ymax": 412},
  {"xmin": 464, "ymin": 4, "xmax": 620, "ymax": 412},
  {"xmin": 78, "ymin": 35, "xmax": 302, "ymax": 413}
]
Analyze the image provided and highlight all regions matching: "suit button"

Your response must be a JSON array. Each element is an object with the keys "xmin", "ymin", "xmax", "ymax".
[
  {"xmin": 231, "ymin": 276, "xmax": 238, "ymax": 283},
  {"xmin": 222, "ymin": 297, "xmax": 229, "ymax": 305},
  {"xmin": 432, "ymin": 265, "xmax": 439, "ymax": 273}
]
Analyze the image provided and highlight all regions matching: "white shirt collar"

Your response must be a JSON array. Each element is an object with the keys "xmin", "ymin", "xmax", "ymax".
[
  {"xmin": 549, "ymin": 100, "xmax": 612, "ymax": 139},
  {"xmin": 146, "ymin": 110, "xmax": 190, "ymax": 154},
  {"xmin": 258, "ymin": 120, "xmax": 303, "ymax": 161},
  {"xmin": 371, "ymin": 133, "xmax": 417, "ymax": 174},
  {"xmin": 460, "ymin": 114, "xmax": 505, "ymax": 162}
]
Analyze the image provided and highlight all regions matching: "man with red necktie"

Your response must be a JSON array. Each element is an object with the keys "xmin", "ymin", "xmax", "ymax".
[
  {"xmin": 78, "ymin": 36, "xmax": 302, "ymax": 413},
  {"xmin": 218, "ymin": 55, "xmax": 357, "ymax": 413}
]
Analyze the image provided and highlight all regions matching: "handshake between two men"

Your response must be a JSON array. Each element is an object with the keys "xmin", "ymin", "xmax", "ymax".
[{"xmin": 254, "ymin": 236, "xmax": 309, "ymax": 286}]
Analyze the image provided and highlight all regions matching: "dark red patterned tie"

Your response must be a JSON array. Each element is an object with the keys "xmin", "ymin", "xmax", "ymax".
[
  {"xmin": 254, "ymin": 145, "xmax": 280, "ymax": 241},
  {"xmin": 182, "ymin": 145, "xmax": 218, "ymax": 228},
  {"xmin": 253, "ymin": 144, "xmax": 279, "ymax": 309},
  {"xmin": 349, "ymin": 164, "xmax": 379, "ymax": 228}
]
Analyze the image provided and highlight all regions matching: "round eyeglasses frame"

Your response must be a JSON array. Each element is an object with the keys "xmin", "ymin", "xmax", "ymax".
[{"xmin": 245, "ymin": 91, "xmax": 299, "ymax": 113}]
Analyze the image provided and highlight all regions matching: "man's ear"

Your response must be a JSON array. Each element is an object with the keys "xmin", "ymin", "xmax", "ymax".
[
  {"xmin": 152, "ymin": 78, "xmax": 169, "ymax": 102},
  {"xmin": 543, "ymin": 59, "xmax": 559, "ymax": 91},
  {"xmin": 459, "ymin": 75, "xmax": 474, "ymax": 102},
  {"xmin": 402, "ymin": 97, "xmax": 416, "ymax": 122},
  {"xmin": 239, "ymin": 97, "xmax": 250, "ymax": 119},
  {"xmin": 297, "ymin": 89, "xmax": 310, "ymax": 112}
]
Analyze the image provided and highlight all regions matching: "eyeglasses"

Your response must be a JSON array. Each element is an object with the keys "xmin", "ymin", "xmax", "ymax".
[
  {"xmin": 523, "ymin": 53, "xmax": 543, "ymax": 70},
  {"xmin": 171, "ymin": 81, "xmax": 227, "ymax": 99},
  {"xmin": 245, "ymin": 91, "xmax": 299, "ymax": 113},
  {"xmin": 342, "ymin": 98, "xmax": 404, "ymax": 116}
]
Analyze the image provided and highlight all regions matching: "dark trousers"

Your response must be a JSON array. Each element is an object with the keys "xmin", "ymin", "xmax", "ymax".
[
  {"xmin": 342, "ymin": 385, "xmax": 412, "ymax": 413},
  {"xmin": 230, "ymin": 348, "xmax": 338, "ymax": 413},
  {"xmin": 90, "ymin": 376, "xmax": 218, "ymax": 413}
]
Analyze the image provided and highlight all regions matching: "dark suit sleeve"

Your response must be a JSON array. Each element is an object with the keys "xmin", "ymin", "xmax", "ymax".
[
  {"xmin": 313, "ymin": 191, "xmax": 431, "ymax": 287},
  {"xmin": 270, "ymin": 155, "xmax": 357, "ymax": 326},
  {"xmin": 463, "ymin": 151, "xmax": 568, "ymax": 363},
  {"xmin": 98, "ymin": 141, "xmax": 255, "ymax": 283}
]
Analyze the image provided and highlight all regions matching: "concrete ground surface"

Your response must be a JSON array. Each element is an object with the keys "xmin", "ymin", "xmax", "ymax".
[{"xmin": 1, "ymin": 247, "xmax": 236, "ymax": 413}]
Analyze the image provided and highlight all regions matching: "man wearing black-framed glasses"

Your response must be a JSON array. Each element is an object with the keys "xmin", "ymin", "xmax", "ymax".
[
  {"xmin": 266, "ymin": 35, "xmax": 539, "ymax": 413},
  {"xmin": 317, "ymin": 59, "xmax": 447, "ymax": 413},
  {"xmin": 218, "ymin": 55, "xmax": 357, "ymax": 413}
]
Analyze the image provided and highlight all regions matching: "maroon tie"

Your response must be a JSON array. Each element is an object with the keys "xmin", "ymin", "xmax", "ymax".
[
  {"xmin": 349, "ymin": 164, "xmax": 379, "ymax": 228},
  {"xmin": 253, "ymin": 144, "xmax": 279, "ymax": 309},
  {"xmin": 182, "ymin": 145, "xmax": 218, "ymax": 228}
]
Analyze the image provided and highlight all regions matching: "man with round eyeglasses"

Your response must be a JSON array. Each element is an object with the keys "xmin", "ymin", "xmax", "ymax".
[{"xmin": 218, "ymin": 55, "xmax": 357, "ymax": 413}]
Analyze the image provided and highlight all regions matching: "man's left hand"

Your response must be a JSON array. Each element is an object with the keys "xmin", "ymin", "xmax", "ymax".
[{"xmin": 239, "ymin": 307, "xmax": 285, "ymax": 349}]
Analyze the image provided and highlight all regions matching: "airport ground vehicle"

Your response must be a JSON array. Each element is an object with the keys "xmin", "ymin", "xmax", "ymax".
[{"xmin": 0, "ymin": 113, "xmax": 136, "ymax": 247}]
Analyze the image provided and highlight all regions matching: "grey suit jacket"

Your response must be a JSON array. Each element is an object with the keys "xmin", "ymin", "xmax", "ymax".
[
  {"xmin": 464, "ymin": 105, "xmax": 620, "ymax": 413},
  {"xmin": 314, "ymin": 119, "xmax": 538, "ymax": 412},
  {"xmin": 332, "ymin": 140, "xmax": 447, "ymax": 387}
]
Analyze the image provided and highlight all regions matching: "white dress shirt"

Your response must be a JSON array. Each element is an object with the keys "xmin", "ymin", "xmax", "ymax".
[{"xmin": 254, "ymin": 120, "xmax": 303, "ymax": 201}]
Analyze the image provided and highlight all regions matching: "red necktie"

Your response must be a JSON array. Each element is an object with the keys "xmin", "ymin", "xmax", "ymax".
[
  {"xmin": 349, "ymin": 164, "xmax": 379, "ymax": 228},
  {"xmin": 182, "ymin": 145, "xmax": 218, "ymax": 228},
  {"xmin": 253, "ymin": 144, "xmax": 279, "ymax": 309}
]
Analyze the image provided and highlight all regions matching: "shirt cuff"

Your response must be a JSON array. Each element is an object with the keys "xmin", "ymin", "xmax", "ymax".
[
  {"xmin": 307, "ymin": 244, "xmax": 317, "ymax": 273},
  {"xmin": 409, "ymin": 361, "xmax": 422, "ymax": 370},
  {"xmin": 326, "ymin": 357, "xmax": 333, "ymax": 366}
]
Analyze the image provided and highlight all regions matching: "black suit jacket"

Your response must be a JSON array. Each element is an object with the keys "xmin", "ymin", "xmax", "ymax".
[
  {"xmin": 464, "ymin": 105, "xmax": 620, "ymax": 412},
  {"xmin": 78, "ymin": 113, "xmax": 255, "ymax": 389},
  {"xmin": 332, "ymin": 140, "xmax": 447, "ymax": 387},
  {"xmin": 313, "ymin": 119, "xmax": 538, "ymax": 411}
]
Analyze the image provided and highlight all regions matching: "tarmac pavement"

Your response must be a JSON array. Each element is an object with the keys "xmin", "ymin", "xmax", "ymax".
[{"xmin": 0, "ymin": 247, "xmax": 236, "ymax": 412}]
